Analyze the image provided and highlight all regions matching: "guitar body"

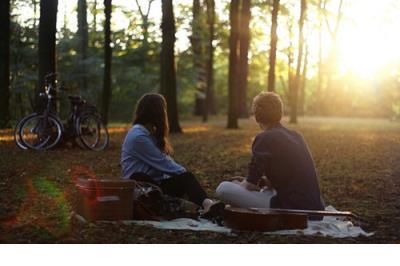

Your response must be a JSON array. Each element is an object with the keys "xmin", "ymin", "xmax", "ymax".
[{"xmin": 224, "ymin": 206, "xmax": 308, "ymax": 231}]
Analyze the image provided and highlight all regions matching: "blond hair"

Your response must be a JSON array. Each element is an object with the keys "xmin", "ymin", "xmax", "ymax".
[{"xmin": 252, "ymin": 91, "xmax": 283, "ymax": 125}]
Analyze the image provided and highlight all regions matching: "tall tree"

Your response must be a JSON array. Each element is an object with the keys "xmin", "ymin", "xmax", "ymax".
[
  {"xmin": 33, "ymin": 0, "xmax": 39, "ymax": 28},
  {"xmin": 299, "ymin": 43, "xmax": 309, "ymax": 115},
  {"xmin": 287, "ymin": 18, "xmax": 294, "ymax": 101},
  {"xmin": 323, "ymin": 0, "xmax": 343, "ymax": 112},
  {"xmin": 316, "ymin": 0, "xmax": 324, "ymax": 113},
  {"xmin": 101, "ymin": 0, "xmax": 112, "ymax": 125},
  {"xmin": 37, "ymin": 0, "xmax": 58, "ymax": 111},
  {"xmin": 135, "ymin": 0, "xmax": 155, "ymax": 51},
  {"xmin": 90, "ymin": 0, "xmax": 98, "ymax": 47},
  {"xmin": 160, "ymin": 0, "xmax": 182, "ymax": 133},
  {"xmin": 323, "ymin": 0, "xmax": 343, "ymax": 55},
  {"xmin": 237, "ymin": 0, "xmax": 251, "ymax": 118},
  {"xmin": 227, "ymin": 0, "xmax": 240, "ymax": 129},
  {"xmin": 191, "ymin": 0, "xmax": 206, "ymax": 117},
  {"xmin": 77, "ymin": 0, "xmax": 89, "ymax": 92},
  {"xmin": 203, "ymin": 0, "xmax": 216, "ymax": 122},
  {"xmin": 0, "ymin": 0, "xmax": 10, "ymax": 128},
  {"xmin": 191, "ymin": 0, "xmax": 202, "ymax": 59},
  {"xmin": 62, "ymin": 1, "xmax": 68, "ymax": 33},
  {"xmin": 267, "ymin": 0, "xmax": 280, "ymax": 92},
  {"xmin": 289, "ymin": 0, "xmax": 306, "ymax": 124}
]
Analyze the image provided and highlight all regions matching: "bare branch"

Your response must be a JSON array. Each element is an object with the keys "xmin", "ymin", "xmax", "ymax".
[
  {"xmin": 135, "ymin": 0, "xmax": 155, "ymax": 20},
  {"xmin": 323, "ymin": 0, "xmax": 343, "ymax": 39},
  {"xmin": 146, "ymin": 0, "xmax": 155, "ymax": 17}
]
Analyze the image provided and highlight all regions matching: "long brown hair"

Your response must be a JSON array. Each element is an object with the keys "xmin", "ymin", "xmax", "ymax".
[{"xmin": 133, "ymin": 93, "xmax": 173, "ymax": 155}]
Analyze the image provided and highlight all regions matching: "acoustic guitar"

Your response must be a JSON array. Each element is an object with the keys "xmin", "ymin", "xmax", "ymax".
[{"xmin": 223, "ymin": 205, "xmax": 358, "ymax": 231}]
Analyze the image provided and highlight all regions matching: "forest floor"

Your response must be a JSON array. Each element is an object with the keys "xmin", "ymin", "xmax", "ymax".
[{"xmin": 0, "ymin": 116, "xmax": 399, "ymax": 243}]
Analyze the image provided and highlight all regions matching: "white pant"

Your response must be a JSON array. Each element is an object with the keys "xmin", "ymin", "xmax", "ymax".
[{"xmin": 215, "ymin": 181, "xmax": 277, "ymax": 209}]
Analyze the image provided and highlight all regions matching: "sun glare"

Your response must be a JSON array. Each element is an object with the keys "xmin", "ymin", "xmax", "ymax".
[
  {"xmin": 335, "ymin": 0, "xmax": 400, "ymax": 80},
  {"xmin": 338, "ymin": 29, "xmax": 387, "ymax": 79},
  {"xmin": 15, "ymin": 0, "xmax": 400, "ymax": 82}
]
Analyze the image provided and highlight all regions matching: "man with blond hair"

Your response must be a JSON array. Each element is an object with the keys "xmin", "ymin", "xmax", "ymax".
[{"xmin": 216, "ymin": 92, "xmax": 325, "ymax": 211}]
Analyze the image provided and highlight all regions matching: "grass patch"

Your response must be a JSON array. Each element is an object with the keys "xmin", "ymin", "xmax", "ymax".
[
  {"xmin": 33, "ymin": 176, "xmax": 62, "ymax": 198},
  {"xmin": 32, "ymin": 176, "xmax": 70, "ymax": 236}
]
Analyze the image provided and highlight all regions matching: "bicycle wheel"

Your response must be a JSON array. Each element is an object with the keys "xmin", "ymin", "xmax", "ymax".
[
  {"xmin": 14, "ymin": 114, "xmax": 38, "ymax": 150},
  {"xmin": 77, "ymin": 113, "xmax": 109, "ymax": 151},
  {"xmin": 20, "ymin": 114, "xmax": 63, "ymax": 150}
]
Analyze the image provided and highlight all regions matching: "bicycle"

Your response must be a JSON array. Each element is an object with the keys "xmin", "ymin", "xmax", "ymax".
[{"xmin": 14, "ymin": 73, "xmax": 109, "ymax": 151}]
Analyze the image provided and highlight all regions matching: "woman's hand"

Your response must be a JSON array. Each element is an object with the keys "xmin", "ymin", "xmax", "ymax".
[{"xmin": 239, "ymin": 179, "xmax": 259, "ymax": 191}]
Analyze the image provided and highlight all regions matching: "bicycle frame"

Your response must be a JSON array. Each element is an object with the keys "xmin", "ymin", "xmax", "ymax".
[
  {"xmin": 37, "ymin": 76, "xmax": 64, "ymax": 131},
  {"xmin": 16, "ymin": 73, "xmax": 108, "ymax": 151},
  {"xmin": 42, "ymin": 75, "xmax": 97, "ymax": 141}
]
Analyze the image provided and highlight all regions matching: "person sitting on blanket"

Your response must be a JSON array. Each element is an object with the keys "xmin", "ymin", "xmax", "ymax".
[
  {"xmin": 216, "ymin": 91, "xmax": 325, "ymax": 212},
  {"xmin": 121, "ymin": 93, "xmax": 223, "ymax": 216}
]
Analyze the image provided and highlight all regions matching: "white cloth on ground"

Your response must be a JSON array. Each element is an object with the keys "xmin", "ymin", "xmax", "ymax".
[
  {"xmin": 73, "ymin": 180, "xmax": 373, "ymax": 238},
  {"xmin": 125, "ymin": 206, "xmax": 373, "ymax": 238}
]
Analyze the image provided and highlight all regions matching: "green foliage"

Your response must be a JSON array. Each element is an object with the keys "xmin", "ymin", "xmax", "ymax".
[
  {"xmin": 9, "ymin": 13, "xmax": 38, "ymax": 119},
  {"xmin": 7, "ymin": 0, "xmax": 400, "ymax": 126},
  {"xmin": 392, "ymin": 102, "xmax": 400, "ymax": 119}
]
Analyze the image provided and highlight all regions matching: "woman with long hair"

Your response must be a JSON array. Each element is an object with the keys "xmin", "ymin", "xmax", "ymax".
[{"xmin": 121, "ymin": 93, "xmax": 221, "ymax": 215}]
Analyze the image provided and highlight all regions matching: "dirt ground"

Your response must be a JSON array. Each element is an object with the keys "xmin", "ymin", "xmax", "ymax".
[{"xmin": 1, "ymin": 116, "xmax": 399, "ymax": 243}]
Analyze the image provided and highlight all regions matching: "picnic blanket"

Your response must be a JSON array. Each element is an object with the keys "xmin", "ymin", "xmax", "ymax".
[
  {"xmin": 125, "ymin": 206, "xmax": 373, "ymax": 238},
  {"xmin": 74, "ymin": 206, "xmax": 373, "ymax": 238}
]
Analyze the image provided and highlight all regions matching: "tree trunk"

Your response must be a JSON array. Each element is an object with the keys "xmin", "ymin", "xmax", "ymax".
[
  {"xmin": 323, "ymin": 0, "xmax": 343, "ymax": 113},
  {"xmin": 299, "ymin": 43, "xmax": 308, "ymax": 115},
  {"xmin": 289, "ymin": 0, "xmax": 306, "ymax": 124},
  {"xmin": 141, "ymin": 17, "xmax": 149, "ymax": 49},
  {"xmin": 0, "ymin": 0, "xmax": 10, "ymax": 128},
  {"xmin": 91, "ymin": 0, "xmax": 98, "ymax": 47},
  {"xmin": 316, "ymin": 0, "xmax": 323, "ymax": 113},
  {"xmin": 38, "ymin": 0, "xmax": 58, "ymax": 111},
  {"xmin": 237, "ymin": 0, "xmax": 251, "ymax": 118},
  {"xmin": 135, "ymin": 0, "xmax": 154, "ymax": 46},
  {"xmin": 267, "ymin": 0, "xmax": 279, "ymax": 92},
  {"xmin": 203, "ymin": 0, "xmax": 216, "ymax": 122},
  {"xmin": 62, "ymin": 2, "xmax": 67, "ymax": 33},
  {"xmin": 227, "ymin": 0, "xmax": 240, "ymax": 129},
  {"xmin": 93, "ymin": 0, "xmax": 97, "ymax": 32},
  {"xmin": 191, "ymin": 0, "xmax": 201, "ymax": 65},
  {"xmin": 77, "ymin": 0, "xmax": 89, "ymax": 92},
  {"xmin": 286, "ymin": 19, "xmax": 294, "ymax": 105},
  {"xmin": 191, "ymin": 0, "xmax": 206, "ymax": 117},
  {"xmin": 101, "ymin": 0, "xmax": 112, "ymax": 125},
  {"xmin": 33, "ymin": 0, "xmax": 38, "ymax": 28},
  {"xmin": 160, "ymin": 0, "xmax": 182, "ymax": 133}
]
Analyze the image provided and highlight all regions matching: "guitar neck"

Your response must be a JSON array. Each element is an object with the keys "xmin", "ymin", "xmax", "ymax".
[{"xmin": 249, "ymin": 207, "xmax": 356, "ymax": 218}]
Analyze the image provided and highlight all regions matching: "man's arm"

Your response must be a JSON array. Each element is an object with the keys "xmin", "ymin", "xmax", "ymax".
[{"xmin": 245, "ymin": 134, "xmax": 272, "ymax": 189}]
